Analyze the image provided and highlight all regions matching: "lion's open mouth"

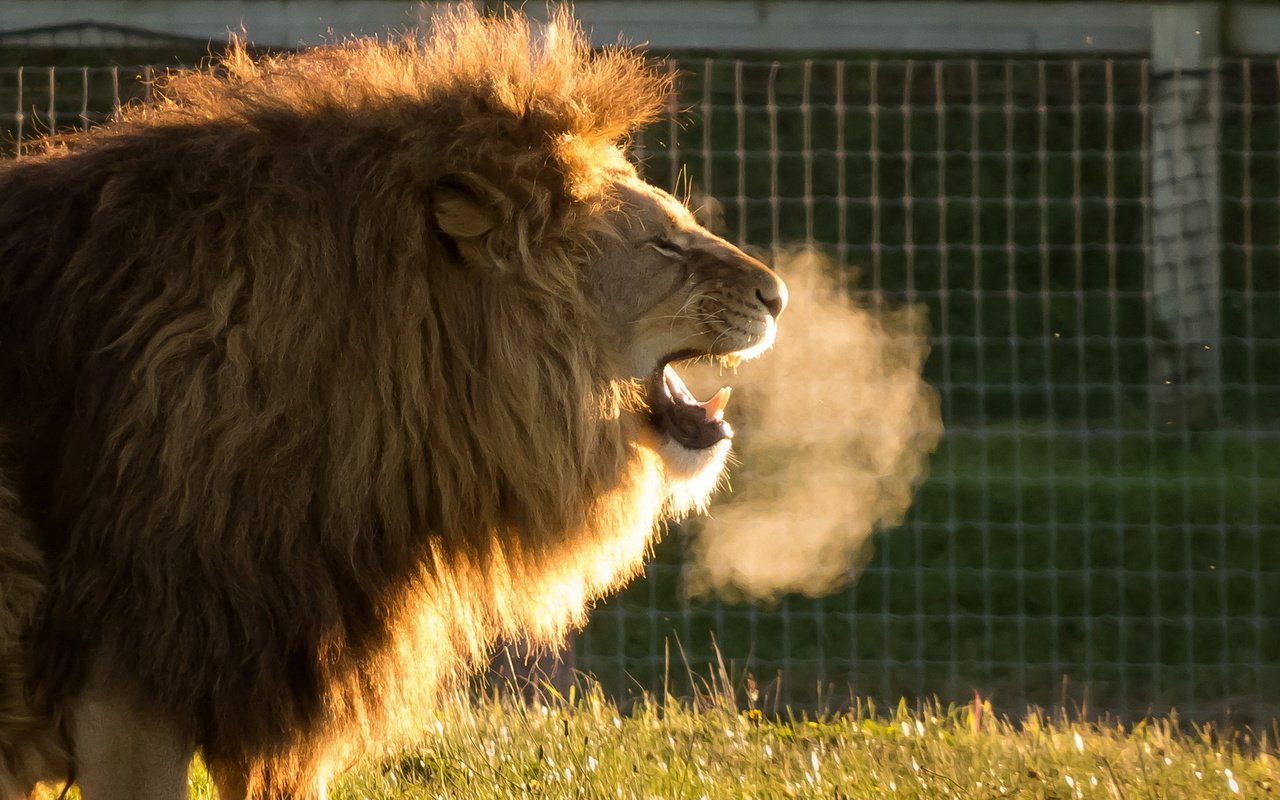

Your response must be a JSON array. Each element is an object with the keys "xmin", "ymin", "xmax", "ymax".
[{"xmin": 647, "ymin": 355, "xmax": 736, "ymax": 450}]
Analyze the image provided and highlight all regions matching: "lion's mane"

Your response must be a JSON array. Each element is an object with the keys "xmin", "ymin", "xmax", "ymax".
[{"xmin": 0, "ymin": 8, "xmax": 672, "ymax": 791}]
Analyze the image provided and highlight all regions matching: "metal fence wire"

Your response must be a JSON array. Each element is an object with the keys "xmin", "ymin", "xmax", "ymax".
[{"xmin": 3, "ymin": 57, "xmax": 1277, "ymax": 722}]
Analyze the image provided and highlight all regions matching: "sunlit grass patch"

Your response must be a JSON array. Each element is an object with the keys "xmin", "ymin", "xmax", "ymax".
[
  {"xmin": 328, "ymin": 680, "xmax": 1278, "ymax": 800},
  {"xmin": 32, "ymin": 674, "xmax": 1278, "ymax": 799}
]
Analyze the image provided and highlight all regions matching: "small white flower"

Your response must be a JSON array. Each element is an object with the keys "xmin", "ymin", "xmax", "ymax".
[{"xmin": 1226, "ymin": 769, "xmax": 1240, "ymax": 794}]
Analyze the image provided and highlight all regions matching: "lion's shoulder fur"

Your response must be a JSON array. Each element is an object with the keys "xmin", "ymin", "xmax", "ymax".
[{"xmin": 0, "ymin": 7, "xmax": 672, "ymax": 792}]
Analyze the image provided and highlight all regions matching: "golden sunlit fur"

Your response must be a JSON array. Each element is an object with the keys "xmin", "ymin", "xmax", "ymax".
[{"xmin": 0, "ymin": 8, "xmax": 781, "ymax": 797}]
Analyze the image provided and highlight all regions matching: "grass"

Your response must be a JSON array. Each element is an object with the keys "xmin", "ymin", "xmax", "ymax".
[
  {"xmin": 31, "ymin": 667, "xmax": 1280, "ymax": 799},
  {"xmin": 332, "ymin": 690, "xmax": 1277, "ymax": 799},
  {"xmin": 156, "ymin": 677, "xmax": 1280, "ymax": 799}
]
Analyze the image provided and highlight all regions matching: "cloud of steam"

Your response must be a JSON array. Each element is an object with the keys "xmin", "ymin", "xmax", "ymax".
[{"xmin": 683, "ymin": 250, "xmax": 943, "ymax": 601}]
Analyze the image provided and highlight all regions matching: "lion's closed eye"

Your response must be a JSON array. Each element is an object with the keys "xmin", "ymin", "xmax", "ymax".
[{"xmin": 647, "ymin": 238, "xmax": 685, "ymax": 258}]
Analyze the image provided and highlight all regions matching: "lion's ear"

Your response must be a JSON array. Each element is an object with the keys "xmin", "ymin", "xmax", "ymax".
[
  {"xmin": 690, "ymin": 192, "xmax": 725, "ymax": 236},
  {"xmin": 432, "ymin": 177, "xmax": 498, "ymax": 240}
]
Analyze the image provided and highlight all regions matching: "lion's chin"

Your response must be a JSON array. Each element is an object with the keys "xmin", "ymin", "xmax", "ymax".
[{"xmin": 655, "ymin": 435, "xmax": 732, "ymax": 518}]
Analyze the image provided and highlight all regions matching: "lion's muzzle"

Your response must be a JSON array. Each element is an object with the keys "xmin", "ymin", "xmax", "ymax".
[{"xmin": 645, "ymin": 246, "xmax": 787, "ymax": 453}]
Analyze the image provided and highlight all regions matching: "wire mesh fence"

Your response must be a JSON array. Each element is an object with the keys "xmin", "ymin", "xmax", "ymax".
[
  {"xmin": 598, "ymin": 56, "xmax": 1280, "ymax": 723},
  {"xmin": 2, "ymin": 56, "xmax": 1277, "ymax": 722}
]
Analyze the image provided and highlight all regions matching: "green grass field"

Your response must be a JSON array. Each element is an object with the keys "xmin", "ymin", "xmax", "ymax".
[
  {"xmin": 33, "ymin": 673, "xmax": 1280, "ymax": 799},
  {"xmin": 332, "ymin": 698, "xmax": 1276, "ymax": 798},
  {"xmin": 195, "ymin": 680, "xmax": 1280, "ymax": 799}
]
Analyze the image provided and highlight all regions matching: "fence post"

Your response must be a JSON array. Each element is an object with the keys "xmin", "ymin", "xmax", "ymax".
[{"xmin": 1148, "ymin": 3, "xmax": 1222, "ymax": 429}]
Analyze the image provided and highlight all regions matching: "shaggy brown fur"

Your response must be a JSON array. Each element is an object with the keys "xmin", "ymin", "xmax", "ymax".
[
  {"xmin": 0, "ymin": 452, "xmax": 68, "ymax": 798},
  {"xmin": 0, "ymin": 7, "xmax": 707, "ymax": 795}
]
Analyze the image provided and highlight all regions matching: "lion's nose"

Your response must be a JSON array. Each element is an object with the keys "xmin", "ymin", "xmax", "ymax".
[
  {"xmin": 702, "ymin": 239, "xmax": 789, "ymax": 319},
  {"xmin": 755, "ymin": 268, "xmax": 788, "ymax": 319}
]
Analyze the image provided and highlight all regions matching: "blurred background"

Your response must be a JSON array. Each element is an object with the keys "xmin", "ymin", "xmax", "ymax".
[{"xmin": 3, "ymin": 0, "xmax": 1277, "ymax": 724}]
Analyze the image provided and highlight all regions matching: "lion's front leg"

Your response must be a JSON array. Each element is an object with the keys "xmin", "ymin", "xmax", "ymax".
[
  {"xmin": 206, "ymin": 763, "xmax": 246, "ymax": 800},
  {"xmin": 0, "ymin": 652, "xmax": 70, "ymax": 800},
  {"xmin": 0, "ymin": 459, "xmax": 68, "ymax": 800},
  {"xmin": 205, "ymin": 759, "xmax": 329, "ymax": 800},
  {"xmin": 69, "ymin": 665, "xmax": 192, "ymax": 800}
]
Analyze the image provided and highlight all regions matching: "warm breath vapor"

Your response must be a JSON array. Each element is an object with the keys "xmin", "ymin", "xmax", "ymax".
[{"xmin": 685, "ymin": 251, "xmax": 943, "ymax": 600}]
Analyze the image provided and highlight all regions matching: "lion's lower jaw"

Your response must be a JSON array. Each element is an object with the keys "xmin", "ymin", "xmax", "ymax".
[{"xmin": 656, "ymin": 437, "xmax": 732, "ymax": 519}]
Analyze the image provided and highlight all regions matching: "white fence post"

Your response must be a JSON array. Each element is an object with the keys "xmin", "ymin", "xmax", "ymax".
[{"xmin": 1148, "ymin": 3, "xmax": 1222, "ymax": 428}]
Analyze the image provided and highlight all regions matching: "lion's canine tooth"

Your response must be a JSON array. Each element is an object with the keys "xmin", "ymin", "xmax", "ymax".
[
  {"xmin": 701, "ymin": 386, "xmax": 732, "ymax": 421},
  {"xmin": 664, "ymin": 363, "xmax": 692, "ymax": 400}
]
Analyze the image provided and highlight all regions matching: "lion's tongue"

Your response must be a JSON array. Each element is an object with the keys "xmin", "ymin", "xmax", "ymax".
[{"xmin": 661, "ymin": 366, "xmax": 733, "ymax": 447}]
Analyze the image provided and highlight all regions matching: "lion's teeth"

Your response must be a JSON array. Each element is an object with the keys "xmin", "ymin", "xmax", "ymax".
[
  {"xmin": 700, "ymin": 386, "xmax": 732, "ymax": 421},
  {"xmin": 663, "ymin": 364, "xmax": 687, "ymax": 398}
]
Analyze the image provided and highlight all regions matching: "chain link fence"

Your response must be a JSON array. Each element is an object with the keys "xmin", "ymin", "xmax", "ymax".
[{"xmin": 3, "ymin": 56, "xmax": 1277, "ymax": 722}]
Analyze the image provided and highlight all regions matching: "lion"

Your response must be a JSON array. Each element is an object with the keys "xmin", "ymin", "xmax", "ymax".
[{"xmin": 0, "ymin": 7, "xmax": 785, "ymax": 800}]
